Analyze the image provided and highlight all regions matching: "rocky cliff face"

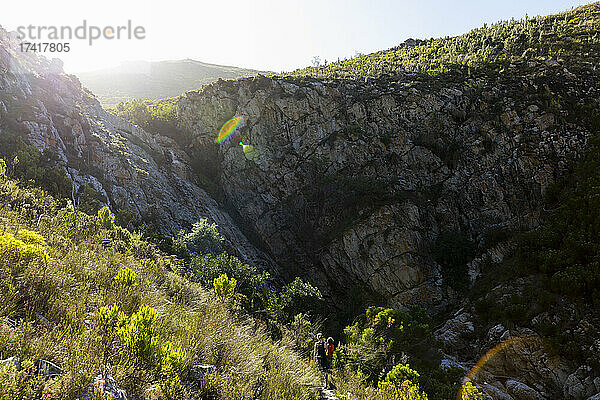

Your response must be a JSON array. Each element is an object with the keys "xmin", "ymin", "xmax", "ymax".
[
  {"xmin": 0, "ymin": 27, "xmax": 280, "ymax": 279},
  {"xmin": 177, "ymin": 64, "xmax": 595, "ymax": 309}
]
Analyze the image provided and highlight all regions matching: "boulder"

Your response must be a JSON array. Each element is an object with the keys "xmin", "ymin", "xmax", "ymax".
[
  {"xmin": 479, "ymin": 383, "xmax": 514, "ymax": 400},
  {"xmin": 434, "ymin": 312, "xmax": 474, "ymax": 352},
  {"xmin": 189, "ymin": 363, "xmax": 217, "ymax": 380},
  {"xmin": 487, "ymin": 324, "xmax": 506, "ymax": 343},
  {"xmin": 439, "ymin": 353, "xmax": 468, "ymax": 372},
  {"xmin": 0, "ymin": 356, "xmax": 21, "ymax": 371},
  {"xmin": 471, "ymin": 336, "xmax": 570, "ymax": 397},
  {"xmin": 80, "ymin": 375, "xmax": 127, "ymax": 400},
  {"xmin": 564, "ymin": 366, "xmax": 598, "ymax": 400},
  {"xmin": 36, "ymin": 359, "xmax": 64, "ymax": 380},
  {"xmin": 506, "ymin": 379, "xmax": 544, "ymax": 400},
  {"xmin": 185, "ymin": 363, "xmax": 217, "ymax": 389}
]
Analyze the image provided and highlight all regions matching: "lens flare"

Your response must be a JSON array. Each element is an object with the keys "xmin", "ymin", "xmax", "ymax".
[
  {"xmin": 239, "ymin": 141, "xmax": 258, "ymax": 161},
  {"xmin": 456, "ymin": 335, "xmax": 540, "ymax": 400},
  {"xmin": 216, "ymin": 116, "xmax": 244, "ymax": 144}
]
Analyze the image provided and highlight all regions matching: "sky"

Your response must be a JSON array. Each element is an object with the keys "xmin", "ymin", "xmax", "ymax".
[{"xmin": 2, "ymin": 0, "xmax": 593, "ymax": 74}]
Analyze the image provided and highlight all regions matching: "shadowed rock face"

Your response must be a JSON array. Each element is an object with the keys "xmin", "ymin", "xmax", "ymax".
[
  {"xmin": 178, "ymin": 69, "xmax": 594, "ymax": 309},
  {"xmin": 0, "ymin": 26, "xmax": 281, "ymax": 280}
]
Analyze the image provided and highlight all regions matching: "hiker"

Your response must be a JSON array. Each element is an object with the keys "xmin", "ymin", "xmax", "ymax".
[
  {"xmin": 325, "ymin": 337, "xmax": 335, "ymax": 389},
  {"xmin": 314, "ymin": 333, "xmax": 328, "ymax": 388}
]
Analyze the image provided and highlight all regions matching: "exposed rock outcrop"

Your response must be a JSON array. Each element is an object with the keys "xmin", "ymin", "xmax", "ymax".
[
  {"xmin": 0, "ymin": 26, "xmax": 281, "ymax": 280},
  {"xmin": 178, "ymin": 67, "xmax": 594, "ymax": 308}
]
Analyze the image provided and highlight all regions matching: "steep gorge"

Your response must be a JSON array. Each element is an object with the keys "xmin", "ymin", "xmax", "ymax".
[{"xmin": 2, "ymin": 3, "xmax": 600, "ymax": 399}]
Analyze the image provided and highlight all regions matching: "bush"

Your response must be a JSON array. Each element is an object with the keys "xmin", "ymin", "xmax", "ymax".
[
  {"xmin": 340, "ymin": 306, "xmax": 433, "ymax": 382},
  {"xmin": 459, "ymin": 382, "xmax": 483, "ymax": 400},
  {"xmin": 213, "ymin": 274, "xmax": 237, "ymax": 300},
  {"xmin": 0, "ymin": 230, "xmax": 49, "ymax": 263},
  {"xmin": 117, "ymin": 305, "xmax": 160, "ymax": 368},
  {"xmin": 115, "ymin": 267, "xmax": 136, "ymax": 289},
  {"xmin": 0, "ymin": 135, "xmax": 73, "ymax": 201},
  {"xmin": 0, "ymin": 358, "xmax": 44, "ymax": 400},
  {"xmin": 188, "ymin": 252, "xmax": 268, "ymax": 310},
  {"xmin": 180, "ymin": 219, "xmax": 224, "ymax": 256},
  {"xmin": 110, "ymin": 98, "xmax": 181, "ymax": 138},
  {"xmin": 159, "ymin": 341, "xmax": 187, "ymax": 400},
  {"xmin": 384, "ymin": 364, "xmax": 420, "ymax": 385},
  {"xmin": 268, "ymin": 277, "xmax": 324, "ymax": 323},
  {"xmin": 376, "ymin": 380, "xmax": 428, "ymax": 400},
  {"xmin": 98, "ymin": 206, "xmax": 116, "ymax": 230}
]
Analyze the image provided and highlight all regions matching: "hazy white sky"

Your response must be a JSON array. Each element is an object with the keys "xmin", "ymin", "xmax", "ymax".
[{"xmin": 2, "ymin": 0, "xmax": 592, "ymax": 74}]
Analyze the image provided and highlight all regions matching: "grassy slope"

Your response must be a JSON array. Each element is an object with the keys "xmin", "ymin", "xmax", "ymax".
[
  {"xmin": 0, "ymin": 171, "xmax": 319, "ymax": 399},
  {"xmin": 77, "ymin": 59, "xmax": 271, "ymax": 107}
]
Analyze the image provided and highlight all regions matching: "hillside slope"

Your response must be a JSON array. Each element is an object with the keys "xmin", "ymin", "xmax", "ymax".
[
  {"xmin": 0, "ymin": 170, "xmax": 320, "ymax": 399},
  {"xmin": 77, "ymin": 59, "xmax": 270, "ymax": 107}
]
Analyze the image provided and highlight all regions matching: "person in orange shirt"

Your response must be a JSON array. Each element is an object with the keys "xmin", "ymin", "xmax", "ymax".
[{"xmin": 325, "ymin": 337, "xmax": 335, "ymax": 388}]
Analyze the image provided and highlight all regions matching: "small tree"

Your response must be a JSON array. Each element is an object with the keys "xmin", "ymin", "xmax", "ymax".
[
  {"xmin": 376, "ymin": 379, "xmax": 429, "ymax": 400},
  {"xmin": 117, "ymin": 305, "xmax": 160, "ymax": 368},
  {"xmin": 159, "ymin": 341, "xmax": 187, "ymax": 400}
]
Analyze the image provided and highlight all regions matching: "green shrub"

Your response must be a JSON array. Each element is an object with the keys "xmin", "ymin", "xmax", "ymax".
[
  {"xmin": 0, "ymin": 358, "xmax": 44, "ymax": 400},
  {"xmin": 213, "ymin": 274, "xmax": 237, "ymax": 300},
  {"xmin": 0, "ymin": 159, "xmax": 6, "ymax": 177},
  {"xmin": 268, "ymin": 277, "xmax": 323, "ymax": 323},
  {"xmin": 0, "ymin": 135, "xmax": 72, "ymax": 201},
  {"xmin": 339, "ymin": 306, "xmax": 433, "ymax": 382},
  {"xmin": 117, "ymin": 209, "xmax": 136, "ymax": 228},
  {"xmin": 159, "ymin": 341, "xmax": 187, "ymax": 400},
  {"xmin": 97, "ymin": 206, "xmax": 116, "ymax": 230},
  {"xmin": 110, "ymin": 98, "xmax": 181, "ymax": 138},
  {"xmin": 17, "ymin": 229, "xmax": 47, "ymax": 246},
  {"xmin": 459, "ymin": 382, "xmax": 483, "ymax": 400},
  {"xmin": 117, "ymin": 305, "xmax": 160, "ymax": 368},
  {"xmin": 0, "ymin": 231, "xmax": 49, "ymax": 263},
  {"xmin": 384, "ymin": 364, "xmax": 420, "ymax": 385},
  {"xmin": 180, "ymin": 219, "xmax": 224, "ymax": 256},
  {"xmin": 376, "ymin": 379, "xmax": 428, "ymax": 400},
  {"xmin": 188, "ymin": 252, "xmax": 268, "ymax": 310},
  {"xmin": 115, "ymin": 267, "xmax": 136, "ymax": 289}
]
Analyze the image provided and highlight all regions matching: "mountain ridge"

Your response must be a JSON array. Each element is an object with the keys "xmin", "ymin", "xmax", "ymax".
[{"xmin": 76, "ymin": 58, "xmax": 271, "ymax": 107}]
